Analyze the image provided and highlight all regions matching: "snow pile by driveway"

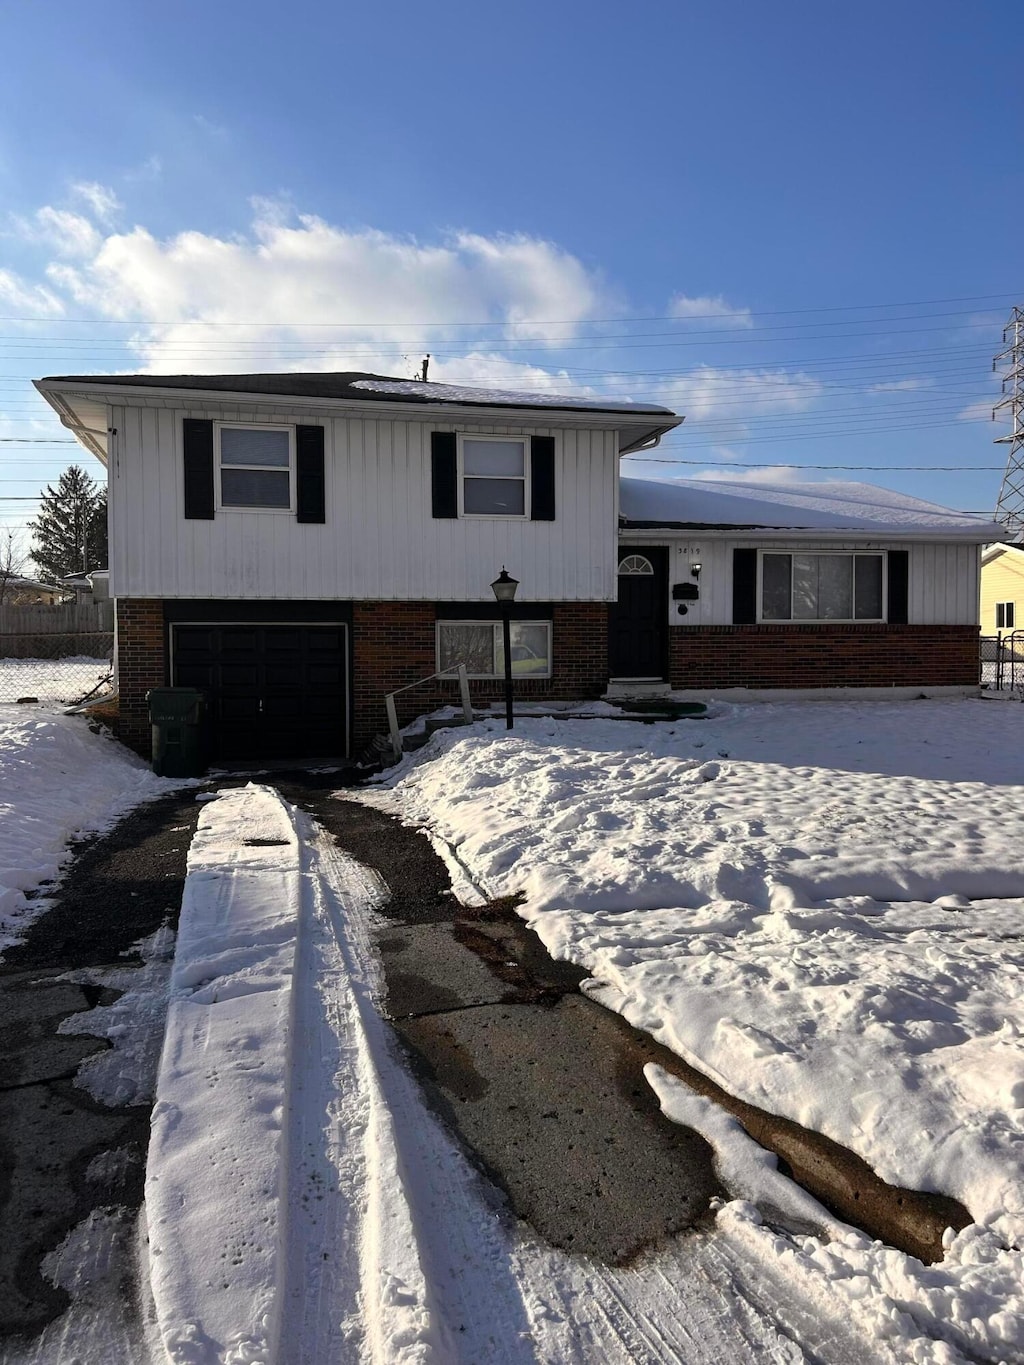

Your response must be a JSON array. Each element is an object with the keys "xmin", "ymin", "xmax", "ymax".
[
  {"xmin": 0, "ymin": 705, "xmax": 185, "ymax": 951},
  {"xmin": 371, "ymin": 700, "xmax": 1024, "ymax": 1362}
]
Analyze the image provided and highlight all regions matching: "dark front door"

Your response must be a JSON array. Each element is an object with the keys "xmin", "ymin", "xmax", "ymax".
[
  {"xmin": 171, "ymin": 622, "xmax": 348, "ymax": 759},
  {"xmin": 608, "ymin": 547, "xmax": 669, "ymax": 678}
]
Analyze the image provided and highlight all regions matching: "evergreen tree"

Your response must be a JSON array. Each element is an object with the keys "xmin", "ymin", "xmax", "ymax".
[{"xmin": 29, "ymin": 466, "xmax": 108, "ymax": 581}]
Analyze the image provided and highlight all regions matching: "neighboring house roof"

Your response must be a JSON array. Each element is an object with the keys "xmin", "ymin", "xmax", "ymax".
[
  {"xmin": 35, "ymin": 371, "xmax": 682, "ymax": 460},
  {"xmin": 982, "ymin": 542, "xmax": 1024, "ymax": 566},
  {"xmin": 5, "ymin": 575, "xmax": 61, "ymax": 593},
  {"xmin": 620, "ymin": 475, "xmax": 1005, "ymax": 542}
]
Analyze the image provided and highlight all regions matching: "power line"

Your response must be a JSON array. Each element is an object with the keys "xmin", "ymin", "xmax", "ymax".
[{"xmin": 0, "ymin": 288, "xmax": 1018, "ymax": 328}]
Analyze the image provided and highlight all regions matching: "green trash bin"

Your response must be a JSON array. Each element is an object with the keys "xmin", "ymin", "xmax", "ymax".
[{"xmin": 147, "ymin": 687, "xmax": 207, "ymax": 777}]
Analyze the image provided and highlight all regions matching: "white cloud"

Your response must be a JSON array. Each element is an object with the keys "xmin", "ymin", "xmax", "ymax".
[
  {"xmin": 960, "ymin": 398, "xmax": 997, "ymax": 422},
  {"xmin": 21, "ymin": 201, "xmax": 611, "ymax": 379},
  {"xmin": 69, "ymin": 181, "xmax": 121, "ymax": 223},
  {"xmin": 33, "ymin": 207, "xmax": 103, "ymax": 258},
  {"xmin": 869, "ymin": 377, "xmax": 932, "ymax": 393},
  {"xmin": 0, "ymin": 268, "xmax": 65, "ymax": 316},
  {"xmin": 658, "ymin": 365, "xmax": 822, "ymax": 421},
  {"xmin": 668, "ymin": 294, "xmax": 753, "ymax": 328},
  {"xmin": 690, "ymin": 463, "xmax": 832, "ymax": 485}
]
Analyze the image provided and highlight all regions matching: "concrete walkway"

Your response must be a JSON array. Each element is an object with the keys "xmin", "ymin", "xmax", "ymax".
[{"xmin": 288, "ymin": 784, "xmax": 969, "ymax": 1267}]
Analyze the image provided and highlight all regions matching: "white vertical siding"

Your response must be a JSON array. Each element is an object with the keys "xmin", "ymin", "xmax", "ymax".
[
  {"xmin": 110, "ymin": 405, "xmax": 619, "ymax": 601},
  {"xmin": 619, "ymin": 536, "xmax": 981, "ymax": 625}
]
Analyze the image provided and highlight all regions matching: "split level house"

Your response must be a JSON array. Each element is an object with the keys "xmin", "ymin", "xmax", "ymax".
[{"xmin": 34, "ymin": 371, "xmax": 1000, "ymax": 763}]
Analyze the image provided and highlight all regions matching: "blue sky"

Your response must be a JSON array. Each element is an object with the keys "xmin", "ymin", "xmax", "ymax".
[{"xmin": 1, "ymin": 0, "xmax": 1022, "ymax": 547}]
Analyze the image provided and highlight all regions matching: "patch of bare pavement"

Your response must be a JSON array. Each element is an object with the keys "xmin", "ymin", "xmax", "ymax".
[
  {"xmin": 0, "ymin": 790, "xmax": 201, "ymax": 1347},
  {"xmin": 289, "ymin": 785, "xmax": 971, "ymax": 1268}
]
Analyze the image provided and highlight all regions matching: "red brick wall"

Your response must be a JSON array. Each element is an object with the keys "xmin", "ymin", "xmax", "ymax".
[
  {"xmin": 116, "ymin": 598, "xmax": 167, "ymax": 755},
  {"xmin": 351, "ymin": 601, "xmax": 609, "ymax": 752},
  {"xmin": 669, "ymin": 624, "xmax": 979, "ymax": 690}
]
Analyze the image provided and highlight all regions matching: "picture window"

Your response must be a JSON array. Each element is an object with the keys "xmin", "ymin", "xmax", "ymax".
[
  {"xmin": 436, "ymin": 620, "xmax": 552, "ymax": 678},
  {"xmin": 760, "ymin": 552, "xmax": 885, "ymax": 622}
]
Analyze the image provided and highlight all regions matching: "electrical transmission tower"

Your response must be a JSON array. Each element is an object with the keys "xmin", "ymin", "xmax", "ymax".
[{"xmin": 994, "ymin": 306, "xmax": 1024, "ymax": 540}]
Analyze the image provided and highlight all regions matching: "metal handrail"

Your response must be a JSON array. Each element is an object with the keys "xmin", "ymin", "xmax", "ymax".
[{"xmin": 384, "ymin": 663, "xmax": 472, "ymax": 759}]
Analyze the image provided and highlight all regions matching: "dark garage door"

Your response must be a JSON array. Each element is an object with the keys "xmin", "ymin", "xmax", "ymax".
[{"xmin": 171, "ymin": 622, "xmax": 348, "ymax": 760}]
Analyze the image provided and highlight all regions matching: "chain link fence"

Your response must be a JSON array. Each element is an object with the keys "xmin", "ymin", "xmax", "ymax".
[
  {"xmin": 0, "ymin": 632, "xmax": 114, "ymax": 705},
  {"xmin": 980, "ymin": 633, "xmax": 1024, "ymax": 693}
]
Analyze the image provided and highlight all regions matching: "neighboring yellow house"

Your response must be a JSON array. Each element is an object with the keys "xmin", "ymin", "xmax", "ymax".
[{"xmin": 980, "ymin": 543, "xmax": 1024, "ymax": 635}]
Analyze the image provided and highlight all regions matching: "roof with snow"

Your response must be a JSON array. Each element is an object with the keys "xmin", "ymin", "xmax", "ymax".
[
  {"xmin": 37, "ymin": 371, "xmax": 681, "ymax": 460},
  {"xmin": 39, "ymin": 370, "xmax": 676, "ymax": 416},
  {"xmin": 620, "ymin": 476, "xmax": 1005, "ymax": 541}
]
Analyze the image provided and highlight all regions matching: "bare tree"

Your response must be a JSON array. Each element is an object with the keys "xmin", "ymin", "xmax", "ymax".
[{"xmin": 0, "ymin": 527, "xmax": 26, "ymax": 605}]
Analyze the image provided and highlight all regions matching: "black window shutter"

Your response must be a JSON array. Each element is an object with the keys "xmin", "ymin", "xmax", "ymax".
[
  {"xmin": 183, "ymin": 419, "xmax": 215, "ymax": 520},
  {"xmin": 431, "ymin": 432, "xmax": 458, "ymax": 518},
  {"xmin": 888, "ymin": 550, "xmax": 909, "ymax": 623},
  {"xmin": 732, "ymin": 548, "xmax": 758, "ymax": 623},
  {"xmin": 296, "ymin": 425, "xmax": 326, "ymax": 523},
  {"xmin": 530, "ymin": 436, "xmax": 556, "ymax": 520}
]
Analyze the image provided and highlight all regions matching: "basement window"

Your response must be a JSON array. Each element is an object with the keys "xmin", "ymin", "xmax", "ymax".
[
  {"xmin": 760, "ymin": 551, "xmax": 885, "ymax": 622},
  {"xmin": 437, "ymin": 620, "xmax": 552, "ymax": 678}
]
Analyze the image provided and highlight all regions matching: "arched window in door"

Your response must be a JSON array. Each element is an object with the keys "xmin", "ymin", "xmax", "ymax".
[{"xmin": 619, "ymin": 553, "xmax": 655, "ymax": 576}]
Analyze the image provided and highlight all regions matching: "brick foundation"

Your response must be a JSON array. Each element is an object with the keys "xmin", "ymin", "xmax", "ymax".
[
  {"xmin": 116, "ymin": 598, "xmax": 167, "ymax": 755},
  {"xmin": 351, "ymin": 601, "xmax": 609, "ymax": 753},
  {"xmin": 669, "ymin": 624, "xmax": 980, "ymax": 690},
  {"xmin": 114, "ymin": 597, "xmax": 611, "ymax": 760}
]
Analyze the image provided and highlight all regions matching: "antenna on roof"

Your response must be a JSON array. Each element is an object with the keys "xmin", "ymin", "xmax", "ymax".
[{"xmin": 420, "ymin": 354, "xmax": 430, "ymax": 383}]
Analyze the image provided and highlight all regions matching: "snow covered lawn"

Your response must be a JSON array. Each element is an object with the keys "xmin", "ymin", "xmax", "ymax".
[
  {"xmin": 0, "ymin": 705, "xmax": 186, "ymax": 950},
  {"xmin": 370, "ymin": 698, "xmax": 1024, "ymax": 1362},
  {"xmin": 0, "ymin": 655, "xmax": 112, "ymax": 704}
]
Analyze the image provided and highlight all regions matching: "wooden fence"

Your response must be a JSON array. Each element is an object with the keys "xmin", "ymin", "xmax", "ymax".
[{"xmin": 0, "ymin": 601, "xmax": 115, "ymax": 636}]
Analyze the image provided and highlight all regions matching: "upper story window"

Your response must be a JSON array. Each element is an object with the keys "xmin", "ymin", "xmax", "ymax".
[
  {"xmin": 760, "ymin": 551, "xmax": 885, "ymax": 622},
  {"xmin": 459, "ymin": 436, "xmax": 528, "ymax": 517},
  {"xmin": 218, "ymin": 424, "xmax": 294, "ymax": 510}
]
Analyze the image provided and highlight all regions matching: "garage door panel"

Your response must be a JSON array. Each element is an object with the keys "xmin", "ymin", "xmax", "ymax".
[{"xmin": 170, "ymin": 620, "xmax": 348, "ymax": 759}]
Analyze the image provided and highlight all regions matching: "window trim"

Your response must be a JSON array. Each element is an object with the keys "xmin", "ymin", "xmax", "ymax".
[
  {"xmin": 215, "ymin": 421, "xmax": 296, "ymax": 513},
  {"xmin": 436, "ymin": 618, "xmax": 553, "ymax": 679},
  {"xmin": 456, "ymin": 433, "xmax": 530, "ymax": 520},
  {"xmin": 996, "ymin": 601, "xmax": 1016, "ymax": 630},
  {"xmin": 756, "ymin": 550, "xmax": 888, "ymax": 624}
]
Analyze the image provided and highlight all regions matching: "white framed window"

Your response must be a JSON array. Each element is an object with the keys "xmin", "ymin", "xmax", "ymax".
[
  {"xmin": 759, "ymin": 551, "xmax": 886, "ymax": 622},
  {"xmin": 437, "ymin": 620, "xmax": 552, "ymax": 679},
  {"xmin": 997, "ymin": 602, "xmax": 1016, "ymax": 630},
  {"xmin": 217, "ymin": 423, "xmax": 294, "ymax": 511},
  {"xmin": 458, "ymin": 435, "xmax": 529, "ymax": 517}
]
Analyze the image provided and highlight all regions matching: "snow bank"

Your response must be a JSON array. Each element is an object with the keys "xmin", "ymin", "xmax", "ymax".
[
  {"xmin": 0, "ymin": 706, "xmax": 185, "ymax": 952},
  {"xmin": 371, "ymin": 700, "xmax": 1024, "ymax": 1362},
  {"xmin": 145, "ymin": 784, "xmax": 301, "ymax": 1365}
]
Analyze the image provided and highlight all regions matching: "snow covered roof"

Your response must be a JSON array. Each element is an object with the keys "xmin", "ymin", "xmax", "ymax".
[
  {"xmin": 620, "ymin": 475, "xmax": 1004, "ymax": 541},
  {"xmin": 37, "ymin": 371, "xmax": 681, "ymax": 459}
]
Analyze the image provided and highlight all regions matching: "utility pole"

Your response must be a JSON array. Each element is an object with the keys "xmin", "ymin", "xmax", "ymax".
[{"xmin": 994, "ymin": 306, "xmax": 1024, "ymax": 540}]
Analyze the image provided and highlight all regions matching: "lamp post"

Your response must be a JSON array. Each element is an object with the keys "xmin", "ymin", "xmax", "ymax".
[{"xmin": 490, "ymin": 567, "xmax": 519, "ymax": 730}]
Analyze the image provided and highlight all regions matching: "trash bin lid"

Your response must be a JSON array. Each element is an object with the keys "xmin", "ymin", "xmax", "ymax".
[{"xmin": 147, "ymin": 687, "xmax": 206, "ymax": 720}]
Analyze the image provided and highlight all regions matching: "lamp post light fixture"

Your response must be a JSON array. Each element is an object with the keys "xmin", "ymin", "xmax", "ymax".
[{"xmin": 490, "ymin": 567, "xmax": 519, "ymax": 730}]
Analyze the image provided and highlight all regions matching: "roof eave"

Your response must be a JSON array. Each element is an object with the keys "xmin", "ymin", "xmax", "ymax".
[
  {"xmin": 34, "ymin": 376, "xmax": 681, "ymax": 448},
  {"xmin": 619, "ymin": 520, "xmax": 1002, "ymax": 543}
]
